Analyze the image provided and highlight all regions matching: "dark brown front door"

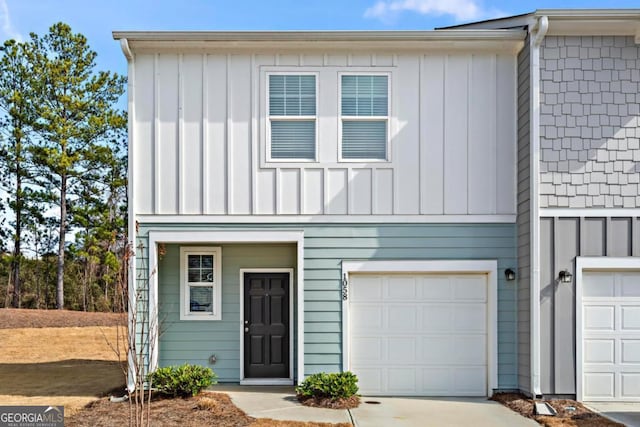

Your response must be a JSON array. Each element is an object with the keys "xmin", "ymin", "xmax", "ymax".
[{"xmin": 244, "ymin": 272, "xmax": 290, "ymax": 379}]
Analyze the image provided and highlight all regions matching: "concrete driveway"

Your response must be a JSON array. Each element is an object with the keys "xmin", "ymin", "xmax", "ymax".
[
  {"xmin": 586, "ymin": 402, "xmax": 640, "ymax": 427},
  {"xmin": 216, "ymin": 385, "xmax": 537, "ymax": 427},
  {"xmin": 351, "ymin": 396, "xmax": 538, "ymax": 427}
]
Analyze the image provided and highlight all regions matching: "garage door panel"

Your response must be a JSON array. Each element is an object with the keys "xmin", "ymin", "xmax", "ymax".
[
  {"xmin": 583, "ymin": 273, "xmax": 615, "ymax": 297},
  {"xmin": 621, "ymin": 306, "xmax": 640, "ymax": 330},
  {"xmin": 388, "ymin": 368, "xmax": 417, "ymax": 393},
  {"xmin": 351, "ymin": 277, "xmax": 382, "ymax": 300},
  {"xmin": 622, "ymin": 374, "xmax": 640, "ymax": 398},
  {"xmin": 352, "ymin": 337, "xmax": 382, "ymax": 362},
  {"xmin": 454, "ymin": 336, "xmax": 486, "ymax": 364},
  {"xmin": 621, "ymin": 340, "xmax": 640, "ymax": 363},
  {"xmin": 453, "ymin": 276, "xmax": 487, "ymax": 301},
  {"xmin": 584, "ymin": 373, "xmax": 615, "ymax": 399},
  {"xmin": 454, "ymin": 367, "xmax": 487, "ymax": 396},
  {"xmin": 422, "ymin": 336, "xmax": 452, "ymax": 363},
  {"xmin": 454, "ymin": 305, "xmax": 486, "ymax": 331},
  {"xmin": 351, "ymin": 305, "xmax": 383, "ymax": 331},
  {"xmin": 350, "ymin": 273, "xmax": 488, "ymax": 396},
  {"xmin": 419, "ymin": 277, "xmax": 451, "ymax": 300},
  {"xmin": 585, "ymin": 305, "xmax": 615, "ymax": 330},
  {"xmin": 387, "ymin": 276, "xmax": 418, "ymax": 299},
  {"xmin": 584, "ymin": 339, "xmax": 615, "ymax": 364},
  {"xmin": 388, "ymin": 337, "xmax": 416, "ymax": 362},
  {"xmin": 388, "ymin": 305, "xmax": 417, "ymax": 330},
  {"xmin": 621, "ymin": 273, "xmax": 640, "ymax": 296},
  {"xmin": 422, "ymin": 306, "xmax": 452, "ymax": 331}
]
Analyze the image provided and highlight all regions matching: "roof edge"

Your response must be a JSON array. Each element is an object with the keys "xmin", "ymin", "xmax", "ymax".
[{"xmin": 112, "ymin": 29, "xmax": 525, "ymax": 42}]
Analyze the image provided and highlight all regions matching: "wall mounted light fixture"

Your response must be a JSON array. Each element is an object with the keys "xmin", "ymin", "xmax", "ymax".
[
  {"xmin": 505, "ymin": 268, "xmax": 516, "ymax": 281},
  {"xmin": 559, "ymin": 270, "xmax": 573, "ymax": 283}
]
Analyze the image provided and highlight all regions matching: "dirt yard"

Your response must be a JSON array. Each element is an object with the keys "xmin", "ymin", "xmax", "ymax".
[
  {"xmin": 492, "ymin": 393, "xmax": 624, "ymax": 427},
  {"xmin": 0, "ymin": 309, "xmax": 351, "ymax": 426},
  {"xmin": 0, "ymin": 309, "xmax": 126, "ymax": 415}
]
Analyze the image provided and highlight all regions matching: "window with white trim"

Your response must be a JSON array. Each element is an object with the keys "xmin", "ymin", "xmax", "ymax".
[
  {"xmin": 268, "ymin": 74, "xmax": 317, "ymax": 161},
  {"xmin": 340, "ymin": 74, "xmax": 389, "ymax": 161},
  {"xmin": 180, "ymin": 247, "xmax": 222, "ymax": 320}
]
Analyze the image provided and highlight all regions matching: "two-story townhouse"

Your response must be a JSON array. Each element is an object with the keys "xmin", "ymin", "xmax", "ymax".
[
  {"xmin": 114, "ymin": 8, "xmax": 640, "ymax": 402},
  {"xmin": 453, "ymin": 9, "xmax": 640, "ymax": 402},
  {"xmin": 114, "ymin": 29, "xmax": 523, "ymax": 396}
]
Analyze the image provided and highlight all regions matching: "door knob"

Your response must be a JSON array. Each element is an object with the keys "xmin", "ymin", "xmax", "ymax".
[{"xmin": 244, "ymin": 327, "xmax": 249, "ymax": 332}]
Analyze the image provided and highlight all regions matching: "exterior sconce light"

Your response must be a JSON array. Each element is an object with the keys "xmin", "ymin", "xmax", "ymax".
[
  {"xmin": 505, "ymin": 268, "xmax": 516, "ymax": 281},
  {"xmin": 559, "ymin": 270, "xmax": 573, "ymax": 283}
]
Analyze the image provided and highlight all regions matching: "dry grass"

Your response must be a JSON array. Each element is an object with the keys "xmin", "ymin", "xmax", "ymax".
[
  {"xmin": 0, "ymin": 325, "xmax": 126, "ymax": 416},
  {"xmin": 0, "ymin": 308, "xmax": 125, "ymax": 329},
  {"xmin": 492, "ymin": 393, "xmax": 624, "ymax": 427}
]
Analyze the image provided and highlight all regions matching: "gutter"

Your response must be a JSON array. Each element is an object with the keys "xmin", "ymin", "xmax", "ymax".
[
  {"xmin": 112, "ymin": 29, "xmax": 525, "ymax": 42},
  {"xmin": 529, "ymin": 15, "xmax": 548, "ymax": 398},
  {"xmin": 119, "ymin": 37, "xmax": 136, "ymax": 392}
]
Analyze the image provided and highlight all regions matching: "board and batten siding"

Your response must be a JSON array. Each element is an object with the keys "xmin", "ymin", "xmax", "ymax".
[
  {"xmin": 137, "ymin": 222, "xmax": 518, "ymax": 388},
  {"xmin": 157, "ymin": 243, "xmax": 296, "ymax": 381},
  {"xmin": 539, "ymin": 216, "xmax": 640, "ymax": 395},
  {"xmin": 132, "ymin": 51, "xmax": 517, "ymax": 217},
  {"xmin": 516, "ymin": 36, "xmax": 531, "ymax": 394}
]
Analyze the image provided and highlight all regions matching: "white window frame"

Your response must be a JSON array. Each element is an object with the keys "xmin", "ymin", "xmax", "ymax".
[
  {"xmin": 266, "ymin": 71, "xmax": 319, "ymax": 163},
  {"xmin": 338, "ymin": 72, "xmax": 391, "ymax": 163},
  {"xmin": 179, "ymin": 246, "xmax": 222, "ymax": 321}
]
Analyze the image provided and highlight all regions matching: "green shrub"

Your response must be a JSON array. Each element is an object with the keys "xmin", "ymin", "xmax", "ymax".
[
  {"xmin": 148, "ymin": 364, "xmax": 217, "ymax": 397},
  {"xmin": 295, "ymin": 371, "xmax": 359, "ymax": 400}
]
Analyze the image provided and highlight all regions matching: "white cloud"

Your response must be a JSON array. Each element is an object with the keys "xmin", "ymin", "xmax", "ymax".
[
  {"xmin": 365, "ymin": 0, "xmax": 501, "ymax": 23},
  {"xmin": 0, "ymin": 0, "xmax": 22, "ymax": 42}
]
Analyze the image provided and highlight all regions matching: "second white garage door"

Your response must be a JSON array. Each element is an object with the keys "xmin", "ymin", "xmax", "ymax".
[{"xmin": 349, "ymin": 273, "xmax": 489, "ymax": 396}]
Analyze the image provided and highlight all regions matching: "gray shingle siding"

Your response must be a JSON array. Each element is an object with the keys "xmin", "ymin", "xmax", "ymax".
[{"xmin": 539, "ymin": 36, "xmax": 640, "ymax": 208}]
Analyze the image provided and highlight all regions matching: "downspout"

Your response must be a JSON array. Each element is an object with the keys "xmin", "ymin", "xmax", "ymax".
[
  {"xmin": 120, "ymin": 38, "xmax": 137, "ymax": 392},
  {"xmin": 529, "ymin": 15, "xmax": 548, "ymax": 398}
]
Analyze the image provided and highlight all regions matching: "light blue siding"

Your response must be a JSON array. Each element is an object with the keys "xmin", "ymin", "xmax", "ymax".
[
  {"xmin": 157, "ymin": 243, "xmax": 296, "ymax": 382},
  {"xmin": 136, "ymin": 223, "xmax": 518, "ymax": 389}
]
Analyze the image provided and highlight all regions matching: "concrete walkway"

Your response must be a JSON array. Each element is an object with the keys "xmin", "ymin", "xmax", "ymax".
[
  {"xmin": 351, "ymin": 396, "xmax": 538, "ymax": 427},
  {"xmin": 214, "ymin": 384, "xmax": 352, "ymax": 424},
  {"xmin": 214, "ymin": 384, "xmax": 537, "ymax": 426},
  {"xmin": 586, "ymin": 402, "xmax": 640, "ymax": 427}
]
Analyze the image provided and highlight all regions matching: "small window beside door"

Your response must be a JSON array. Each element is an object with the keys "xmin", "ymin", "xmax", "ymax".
[{"xmin": 180, "ymin": 247, "xmax": 222, "ymax": 320}]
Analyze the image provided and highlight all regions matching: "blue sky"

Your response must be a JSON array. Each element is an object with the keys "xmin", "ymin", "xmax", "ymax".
[{"xmin": 2, "ymin": 0, "xmax": 639, "ymax": 98}]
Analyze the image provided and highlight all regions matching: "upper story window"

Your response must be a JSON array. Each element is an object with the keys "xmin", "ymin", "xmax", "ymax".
[
  {"xmin": 340, "ymin": 74, "xmax": 389, "ymax": 161},
  {"xmin": 268, "ymin": 74, "xmax": 317, "ymax": 161},
  {"xmin": 180, "ymin": 247, "xmax": 222, "ymax": 320}
]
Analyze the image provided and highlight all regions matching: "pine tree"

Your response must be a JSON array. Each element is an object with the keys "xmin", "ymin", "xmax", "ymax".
[{"xmin": 26, "ymin": 23, "xmax": 126, "ymax": 309}]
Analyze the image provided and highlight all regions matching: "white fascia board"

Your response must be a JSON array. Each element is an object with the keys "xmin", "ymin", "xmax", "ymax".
[
  {"xmin": 135, "ymin": 214, "xmax": 516, "ymax": 224},
  {"xmin": 540, "ymin": 208, "xmax": 640, "ymax": 217},
  {"xmin": 112, "ymin": 29, "xmax": 525, "ymax": 42}
]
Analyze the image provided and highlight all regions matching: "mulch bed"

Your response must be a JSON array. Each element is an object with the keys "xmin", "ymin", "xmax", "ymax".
[
  {"xmin": 492, "ymin": 393, "xmax": 624, "ymax": 427},
  {"xmin": 297, "ymin": 395, "xmax": 360, "ymax": 409},
  {"xmin": 66, "ymin": 392, "xmax": 352, "ymax": 427},
  {"xmin": 0, "ymin": 308, "xmax": 126, "ymax": 329}
]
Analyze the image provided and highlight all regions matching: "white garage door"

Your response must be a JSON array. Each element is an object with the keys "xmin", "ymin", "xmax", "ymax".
[
  {"xmin": 349, "ymin": 273, "xmax": 488, "ymax": 396},
  {"xmin": 582, "ymin": 271, "xmax": 640, "ymax": 401}
]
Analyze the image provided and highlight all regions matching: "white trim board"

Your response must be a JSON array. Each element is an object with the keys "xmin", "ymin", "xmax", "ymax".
[
  {"xmin": 575, "ymin": 256, "xmax": 640, "ymax": 402},
  {"xmin": 137, "ymin": 214, "xmax": 516, "ymax": 224},
  {"xmin": 239, "ymin": 268, "xmax": 295, "ymax": 386},
  {"xmin": 340, "ymin": 259, "xmax": 498, "ymax": 397},
  {"xmin": 146, "ymin": 229, "xmax": 305, "ymax": 384},
  {"xmin": 540, "ymin": 208, "xmax": 640, "ymax": 218}
]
